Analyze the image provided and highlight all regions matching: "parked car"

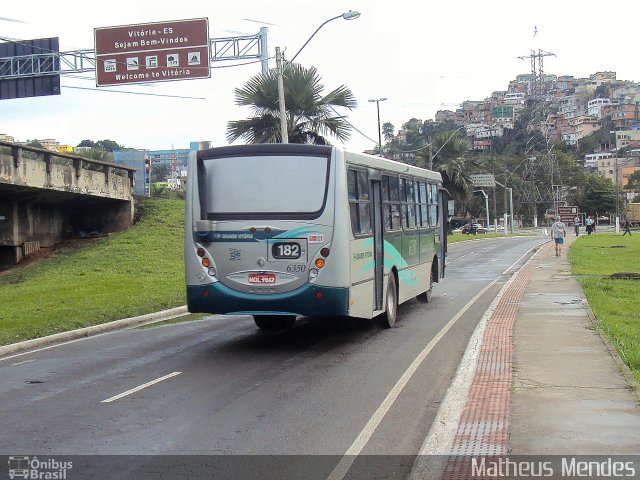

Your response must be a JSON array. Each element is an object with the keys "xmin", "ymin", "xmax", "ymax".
[{"xmin": 461, "ymin": 223, "xmax": 488, "ymax": 234}]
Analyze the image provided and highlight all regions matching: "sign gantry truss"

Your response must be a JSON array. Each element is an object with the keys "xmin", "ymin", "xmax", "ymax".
[{"xmin": 0, "ymin": 29, "xmax": 268, "ymax": 81}]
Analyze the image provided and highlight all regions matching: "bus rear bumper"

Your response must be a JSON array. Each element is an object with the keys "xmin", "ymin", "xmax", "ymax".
[{"xmin": 187, "ymin": 282, "xmax": 349, "ymax": 317}]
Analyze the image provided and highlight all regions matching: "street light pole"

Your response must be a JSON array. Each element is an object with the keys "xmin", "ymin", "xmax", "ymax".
[
  {"xmin": 276, "ymin": 10, "xmax": 361, "ymax": 144},
  {"xmin": 495, "ymin": 179, "xmax": 513, "ymax": 235},
  {"xmin": 369, "ymin": 98, "xmax": 387, "ymax": 157},
  {"xmin": 509, "ymin": 187, "xmax": 514, "ymax": 233},
  {"xmin": 615, "ymin": 150, "xmax": 620, "ymax": 232},
  {"xmin": 474, "ymin": 189, "xmax": 490, "ymax": 232},
  {"xmin": 289, "ymin": 10, "xmax": 361, "ymax": 63}
]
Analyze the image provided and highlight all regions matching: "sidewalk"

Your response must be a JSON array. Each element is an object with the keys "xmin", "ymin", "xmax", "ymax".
[
  {"xmin": 413, "ymin": 234, "xmax": 640, "ymax": 476},
  {"xmin": 510, "ymin": 235, "xmax": 640, "ymax": 454}
]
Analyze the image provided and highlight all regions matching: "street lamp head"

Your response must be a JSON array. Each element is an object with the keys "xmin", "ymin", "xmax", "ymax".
[
  {"xmin": 342, "ymin": 10, "xmax": 361, "ymax": 20},
  {"xmin": 289, "ymin": 10, "xmax": 361, "ymax": 64}
]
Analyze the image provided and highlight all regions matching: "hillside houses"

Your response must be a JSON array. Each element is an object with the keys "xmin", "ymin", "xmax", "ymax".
[
  {"xmin": 386, "ymin": 70, "xmax": 640, "ymax": 194},
  {"xmin": 427, "ymin": 71, "xmax": 640, "ymax": 152}
]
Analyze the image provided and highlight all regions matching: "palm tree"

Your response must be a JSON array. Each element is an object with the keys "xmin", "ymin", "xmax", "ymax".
[
  {"xmin": 416, "ymin": 130, "xmax": 474, "ymax": 204},
  {"xmin": 226, "ymin": 63, "xmax": 357, "ymax": 145}
]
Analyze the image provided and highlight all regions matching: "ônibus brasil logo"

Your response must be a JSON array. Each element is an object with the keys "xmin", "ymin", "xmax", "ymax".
[{"xmin": 8, "ymin": 456, "xmax": 72, "ymax": 479}]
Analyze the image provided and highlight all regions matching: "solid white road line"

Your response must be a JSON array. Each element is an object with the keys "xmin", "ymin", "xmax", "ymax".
[
  {"xmin": 10, "ymin": 358, "xmax": 37, "ymax": 366},
  {"xmin": 0, "ymin": 336, "xmax": 104, "ymax": 363},
  {"xmin": 407, "ymin": 242, "xmax": 544, "ymax": 479},
  {"xmin": 327, "ymin": 240, "xmax": 545, "ymax": 480},
  {"xmin": 101, "ymin": 372, "xmax": 182, "ymax": 403},
  {"xmin": 326, "ymin": 279, "xmax": 500, "ymax": 480}
]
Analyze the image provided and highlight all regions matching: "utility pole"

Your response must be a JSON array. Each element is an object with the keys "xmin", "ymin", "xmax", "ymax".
[
  {"xmin": 504, "ymin": 173, "xmax": 508, "ymax": 229},
  {"xmin": 276, "ymin": 47, "xmax": 288, "ymax": 144},
  {"xmin": 369, "ymin": 98, "xmax": 387, "ymax": 157},
  {"xmin": 428, "ymin": 140, "xmax": 434, "ymax": 171}
]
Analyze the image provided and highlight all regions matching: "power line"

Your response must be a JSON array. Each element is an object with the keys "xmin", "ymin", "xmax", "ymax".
[
  {"xmin": 62, "ymin": 85, "xmax": 205, "ymax": 100},
  {"xmin": 327, "ymin": 105, "xmax": 377, "ymax": 144}
]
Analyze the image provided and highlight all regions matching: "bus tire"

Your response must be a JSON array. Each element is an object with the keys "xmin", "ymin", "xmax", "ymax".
[
  {"xmin": 379, "ymin": 274, "xmax": 398, "ymax": 329},
  {"xmin": 417, "ymin": 269, "xmax": 434, "ymax": 303},
  {"xmin": 253, "ymin": 315, "xmax": 296, "ymax": 330}
]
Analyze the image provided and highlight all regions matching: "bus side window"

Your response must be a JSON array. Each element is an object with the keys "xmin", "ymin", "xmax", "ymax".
[
  {"xmin": 383, "ymin": 174, "xmax": 401, "ymax": 231},
  {"xmin": 348, "ymin": 169, "xmax": 372, "ymax": 235},
  {"xmin": 429, "ymin": 183, "xmax": 439, "ymax": 227},
  {"xmin": 418, "ymin": 182, "xmax": 428, "ymax": 228},
  {"xmin": 402, "ymin": 178, "xmax": 416, "ymax": 229}
]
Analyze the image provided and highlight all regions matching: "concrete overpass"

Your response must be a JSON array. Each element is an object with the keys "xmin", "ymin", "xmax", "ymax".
[{"xmin": 0, "ymin": 141, "xmax": 136, "ymax": 266}]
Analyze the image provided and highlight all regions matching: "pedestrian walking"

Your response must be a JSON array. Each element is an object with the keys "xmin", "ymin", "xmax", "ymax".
[
  {"xmin": 585, "ymin": 215, "xmax": 594, "ymax": 235},
  {"xmin": 551, "ymin": 216, "xmax": 567, "ymax": 257},
  {"xmin": 622, "ymin": 219, "xmax": 632, "ymax": 236},
  {"xmin": 573, "ymin": 215, "xmax": 580, "ymax": 236}
]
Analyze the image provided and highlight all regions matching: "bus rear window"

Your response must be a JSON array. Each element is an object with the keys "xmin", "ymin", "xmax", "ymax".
[{"xmin": 202, "ymin": 155, "xmax": 329, "ymax": 217}]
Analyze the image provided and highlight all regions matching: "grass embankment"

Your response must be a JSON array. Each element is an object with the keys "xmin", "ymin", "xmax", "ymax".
[
  {"xmin": 0, "ymin": 199, "xmax": 186, "ymax": 346},
  {"xmin": 569, "ymin": 233, "xmax": 640, "ymax": 383}
]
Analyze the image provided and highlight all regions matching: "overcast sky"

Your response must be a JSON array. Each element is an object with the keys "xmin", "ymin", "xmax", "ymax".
[{"xmin": 2, "ymin": 0, "xmax": 639, "ymax": 153}]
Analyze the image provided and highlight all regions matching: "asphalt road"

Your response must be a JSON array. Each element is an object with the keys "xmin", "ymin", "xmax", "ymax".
[{"xmin": 0, "ymin": 236, "xmax": 546, "ymax": 476}]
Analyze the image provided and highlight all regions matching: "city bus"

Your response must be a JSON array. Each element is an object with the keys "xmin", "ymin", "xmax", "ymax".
[{"xmin": 184, "ymin": 144, "xmax": 446, "ymax": 329}]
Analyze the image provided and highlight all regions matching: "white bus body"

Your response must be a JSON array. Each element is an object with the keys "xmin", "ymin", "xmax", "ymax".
[{"xmin": 185, "ymin": 144, "xmax": 446, "ymax": 328}]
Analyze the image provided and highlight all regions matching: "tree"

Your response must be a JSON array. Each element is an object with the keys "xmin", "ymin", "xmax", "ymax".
[
  {"xmin": 75, "ymin": 148, "xmax": 113, "ymax": 163},
  {"xmin": 382, "ymin": 122, "xmax": 395, "ymax": 143},
  {"xmin": 226, "ymin": 64, "xmax": 356, "ymax": 144},
  {"xmin": 573, "ymin": 174, "xmax": 616, "ymax": 215},
  {"xmin": 77, "ymin": 139, "xmax": 96, "ymax": 148},
  {"xmin": 416, "ymin": 130, "xmax": 474, "ymax": 207},
  {"xmin": 623, "ymin": 170, "xmax": 640, "ymax": 194},
  {"xmin": 96, "ymin": 139, "xmax": 123, "ymax": 152},
  {"xmin": 400, "ymin": 118, "xmax": 426, "ymax": 150},
  {"xmin": 75, "ymin": 139, "xmax": 123, "ymax": 153},
  {"xmin": 151, "ymin": 163, "xmax": 170, "ymax": 183}
]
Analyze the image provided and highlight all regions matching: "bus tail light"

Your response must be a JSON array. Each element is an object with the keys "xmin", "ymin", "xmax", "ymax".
[
  {"xmin": 315, "ymin": 258, "xmax": 325, "ymax": 269},
  {"xmin": 202, "ymin": 258, "xmax": 210, "ymax": 268},
  {"xmin": 320, "ymin": 247, "xmax": 330, "ymax": 257},
  {"xmin": 196, "ymin": 247, "xmax": 206, "ymax": 257}
]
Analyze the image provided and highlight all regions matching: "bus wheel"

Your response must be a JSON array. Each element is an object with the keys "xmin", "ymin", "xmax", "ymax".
[
  {"xmin": 379, "ymin": 275, "xmax": 398, "ymax": 328},
  {"xmin": 253, "ymin": 315, "xmax": 296, "ymax": 330},
  {"xmin": 417, "ymin": 273, "xmax": 433, "ymax": 303}
]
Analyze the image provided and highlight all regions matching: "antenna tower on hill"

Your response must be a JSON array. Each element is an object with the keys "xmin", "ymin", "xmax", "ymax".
[{"xmin": 515, "ymin": 48, "xmax": 560, "ymax": 219}]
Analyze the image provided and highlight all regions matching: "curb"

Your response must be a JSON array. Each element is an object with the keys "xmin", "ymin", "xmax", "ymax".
[
  {"xmin": 566, "ymin": 235, "xmax": 640, "ymax": 401},
  {"xmin": 409, "ymin": 242, "xmax": 544, "ymax": 479},
  {"xmin": 0, "ymin": 305, "xmax": 189, "ymax": 359},
  {"xmin": 579, "ymin": 285, "xmax": 640, "ymax": 402}
]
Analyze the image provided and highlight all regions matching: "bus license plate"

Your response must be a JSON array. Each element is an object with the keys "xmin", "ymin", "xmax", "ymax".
[{"xmin": 248, "ymin": 273, "xmax": 276, "ymax": 284}]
